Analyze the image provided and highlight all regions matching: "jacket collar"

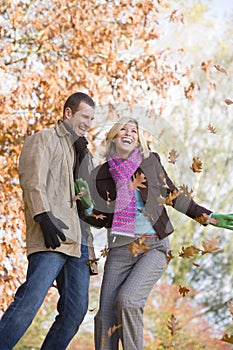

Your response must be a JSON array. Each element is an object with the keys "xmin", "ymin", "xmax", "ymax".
[{"xmin": 55, "ymin": 120, "xmax": 74, "ymax": 149}]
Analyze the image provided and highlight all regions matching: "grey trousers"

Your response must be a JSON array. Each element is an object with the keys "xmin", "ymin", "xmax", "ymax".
[{"xmin": 94, "ymin": 237, "xmax": 169, "ymax": 350}]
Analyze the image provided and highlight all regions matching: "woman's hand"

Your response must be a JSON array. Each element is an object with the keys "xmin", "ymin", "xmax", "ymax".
[{"xmin": 209, "ymin": 213, "xmax": 233, "ymax": 230}]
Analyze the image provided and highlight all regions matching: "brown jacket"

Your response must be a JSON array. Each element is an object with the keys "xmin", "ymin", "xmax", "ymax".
[
  {"xmin": 19, "ymin": 120, "xmax": 97, "ymax": 274},
  {"xmin": 87, "ymin": 152, "xmax": 212, "ymax": 240}
]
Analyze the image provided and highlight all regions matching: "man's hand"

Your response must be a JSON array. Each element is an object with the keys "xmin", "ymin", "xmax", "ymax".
[
  {"xmin": 74, "ymin": 178, "xmax": 92, "ymax": 209},
  {"xmin": 34, "ymin": 212, "xmax": 68, "ymax": 249},
  {"xmin": 210, "ymin": 213, "xmax": 233, "ymax": 231}
]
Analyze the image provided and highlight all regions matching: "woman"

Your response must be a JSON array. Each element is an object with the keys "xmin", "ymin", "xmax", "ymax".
[{"xmin": 83, "ymin": 117, "xmax": 233, "ymax": 350}]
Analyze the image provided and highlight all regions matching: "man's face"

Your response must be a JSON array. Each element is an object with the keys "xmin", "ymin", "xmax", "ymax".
[{"xmin": 65, "ymin": 101, "xmax": 95, "ymax": 137}]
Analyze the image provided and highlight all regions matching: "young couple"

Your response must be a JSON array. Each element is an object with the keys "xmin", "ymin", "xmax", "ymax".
[{"xmin": 0, "ymin": 92, "xmax": 232, "ymax": 350}]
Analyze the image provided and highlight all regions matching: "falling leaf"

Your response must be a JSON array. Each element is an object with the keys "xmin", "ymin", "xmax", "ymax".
[
  {"xmin": 190, "ymin": 157, "xmax": 202, "ymax": 173},
  {"xmin": 90, "ymin": 213, "xmax": 107, "ymax": 220},
  {"xmin": 201, "ymin": 237, "xmax": 219, "ymax": 255},
  {"xmin": 201, "ymin": 60, "xmax": 212, "ymax": 74},
  {"xmin": 214, "ymin": 64, "xmax": 228, "ymax": 75},
  {"xmin": 167, "ymin": 314, "xmax": 181, "ymax": 336},
  {"xmin": 157, "ymin": 190, "xmax": 179, "ymax": 206},
  {"xmin": 184, "ymin": 81, "xmax": 200, "ymax": 100},
  {"xmin": 130, "ymin": 172, "xmax": 147, "ymax": 190},
  {"xmin": 165, "ymin": 190, "xmax": 179, "ymax": 206},
  {"xmin": 179, "ymin": 285, "xmax": 190, "ymax": 297},
  {"xmin": 195, "ymin": 215, "xmax": 208, "ymax": 225},
  {"xmin": 86, "ymin": 258, "xmax": 99, "ymax": 266},
  {"xmin": 168, "ymin": 149, "xmax": 179, "ymax": 164},
  {"xmin": 196, "ymin": 213, "xmax": 218, "ymax": 225},
  {"xmin": 166, "ymin": 250, "xmax": 175, "ymax": 263},
  {"xmin": 137, "ymin": 208, "xmax": 154, "ymax": 221},
  {"xmin": 208, "ymin": 123, "xmax": 217, "ymax": 134},
  {"xmin": 157, "ymin": 196, "xmax": 166, "ymax": 206},
  {"xmin": 179, "ymin": 184, "xmax": 194, "ymax": 199},
  {"xmin": 192, "ymin": 262, "xmax": 200, "ymax": 267},
  {"xmin": 159, "ymin": 172, "xmax": 170, "ymax": 188},
  {"xmin": 107, "ymin": 324, "xmax": 122, "ymax": 338},
  {"xmin": 128, "ymin": 234, "xmax": 149, "ymax": 257},
  {"xmin": 179, "ymin": 245, "xmax": 200, "ymax": 259},
  {"xmin": 100, "ymin": 246, "xmax": 109, "ymax": 258},
  {"xmin": 102, "ymin": 337, "xmax": 107, "ymax": 346},
  {"xmin": 225, "ymin": 99, "xmax": 233, "ymax": 105},
  {"xmin": 221, "ymin": 333, "xmax": 233, "ymax": 344},
  {"xmin": 74, "ymin": 193, "xmax": 83, "ymax": 201}
]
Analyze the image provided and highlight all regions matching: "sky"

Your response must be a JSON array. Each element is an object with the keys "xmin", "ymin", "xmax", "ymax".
[{"xmin": 206, "ymin": 0, "xmax": 233, "ymax": 17}]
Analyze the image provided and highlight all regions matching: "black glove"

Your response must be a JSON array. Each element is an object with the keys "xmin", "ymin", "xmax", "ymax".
[
  {"xmin": 74, "ymin": 136, "xmax": 88, "ymax": 153},
  {"xmin": 34, "ymin": 212, "xmax": 68, "ymax": 249}
]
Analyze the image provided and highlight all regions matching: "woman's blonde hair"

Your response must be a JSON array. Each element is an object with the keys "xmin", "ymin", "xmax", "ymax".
[{"xmin": 105, "ymin": 117, "xmax": 150, "ymax": 159}]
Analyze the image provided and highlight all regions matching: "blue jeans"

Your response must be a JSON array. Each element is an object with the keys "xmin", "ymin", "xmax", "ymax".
[{"xmin": 0, "ymin": 245, "xmax": 90, "ymax": 350}]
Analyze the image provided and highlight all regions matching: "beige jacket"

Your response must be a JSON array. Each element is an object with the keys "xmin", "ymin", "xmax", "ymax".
[{"xmin": 19, "ymin": 120, "xmax": 97, "ymax": 274}]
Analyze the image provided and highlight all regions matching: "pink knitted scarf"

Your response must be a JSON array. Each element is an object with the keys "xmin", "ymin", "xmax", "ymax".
[{"xmin": 108, "ymin": 148, "xmax": 142, "ymax": 237}]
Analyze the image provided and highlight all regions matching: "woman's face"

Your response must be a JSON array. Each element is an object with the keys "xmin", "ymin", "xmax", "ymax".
[{"xmin": 114, "ymin": 121, "xmax": 139, "ymax": 159}]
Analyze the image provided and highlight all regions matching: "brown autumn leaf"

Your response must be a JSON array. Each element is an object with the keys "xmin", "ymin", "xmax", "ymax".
[
  {"xmin": 167, "ymin": 314, "xmax": 181, "ymax": 336},
  {"xmin": 74, "ymin": 189, "xmax": 90, "ymax": 201},
  {"xmin": 179, "ymin": 245, "xmax": 201, "ymax": 259},
  {"xmin": 195, "ymin": 215, "xmax": 208, "ymax": 225},
  {"xmin": 128, "ymin": 234, "xmax": 149, "ymax": 257},
  {"xmin": 179, "ymin": 184, "xmax": 194, "ymax": 199},
  {"xmin": 130, "ymin": 172, "xmax": 147, "ymax": 190},
  {"xmin": 107, "ymin": 324, "xmax": 122, "ymax": 338},
  {"xmin": 197, "ymin": 213, "xmax": 218, "ymax": 226},
  {"xmin": 192, "ymin": 262, "xmax": 200, "ymax": 267},
  {"xmin": 100, "ymin": 247, "xmax": 109, "ymax": 258},
  {"xmin": 74, "ymin": 193, "xmax": 83, "ymax": 201},
  {"xmin": 221, "ymin": 333, "xmax": 233, "ymax": 344},
  {"xmin": 168, "ymin": 149, "xmax": 179, "ymax": 164},
  {"xmin": 225, "ymin": 99, "xmax": 233, "ymax": 105},
  {"xmin": 166, "ymin": 250, "xmax": 175, "ymax": 264},
  {"xmin": 137, "ymin": 208, "xmax": 154, "ymax": 221},
  {"xmin": 190, "ymin": 157, "xmax": 202, "ymax": 173},
  {"xmin": 201, "ymin": 237, "xmax": 220, "ymax": 255},
  {"xmin": 214, "ymin": 64, "xmax": 228, "ymax": 75},
  {"xmin": 157, "ymin": 196, "xmax": 167, "ymax": 206},
  {"xmin": 179, "ymin": 285, "xmax": 190, "ymax": 297},
  {"xmin": 86, "ymin": 258, "xmax": 99, "ymax": 266},
  {"xmin": 165, "ymin": 190, "xmax": 179, "ymax": 206},
  {"xmin": 157, "ymin": 189, "xmax": 179, "ymax": 206},
  {"xmin": 201, "ymin": 60, "xmax": 212, "ymax": 74},
  {"xmin": 208, "ymin": 123, "xmax": 217, "ymax": 134},
  {"xmin": 184, "ymin": 81, "xmax": 200, "ymax": 100},
  {"xmin": 102, "ymin": 337, "xmax": 107, "ymax": 346},
  {"xmin": 90, "ymin": 213, "xmax": 107, "ymax": 220},
  {"xmin": 159, "ymin": 172, "xmax": 170, "ymax": 188}
]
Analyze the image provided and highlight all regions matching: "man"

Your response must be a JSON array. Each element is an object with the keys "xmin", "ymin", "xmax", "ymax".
[{"xmin": 0, "ymin": 92, "xmax": 97, "ymax": 350}]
